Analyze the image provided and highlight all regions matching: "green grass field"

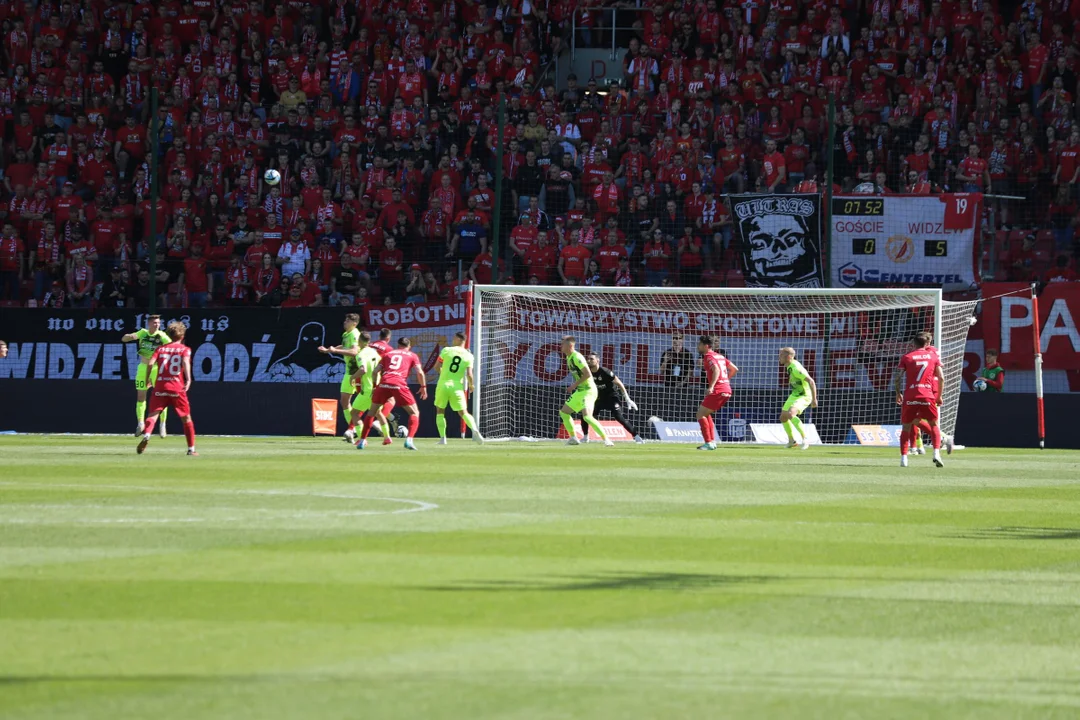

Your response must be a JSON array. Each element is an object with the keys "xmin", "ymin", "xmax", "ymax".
[{"xmin": 1, "ymin": 436, "xmax": 1079, "ymax": 719}]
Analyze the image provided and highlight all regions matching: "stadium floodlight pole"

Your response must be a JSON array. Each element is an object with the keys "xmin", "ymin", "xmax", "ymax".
[
  {"xmin": 1031, "ymin": 283, "xmax": 1046, "ymax": 449},
  {"xmin": 491, "ymin": 94, "xmax": 506, "ymax": 282},
  {"xmin": 148, "ymin": 87, "xmax": 160, "ymax": 314}
]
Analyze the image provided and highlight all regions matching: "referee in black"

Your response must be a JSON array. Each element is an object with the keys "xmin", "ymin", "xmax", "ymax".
[{"xmin": 585, "ymin": 353, "xmax": 644, "ymax": 444}]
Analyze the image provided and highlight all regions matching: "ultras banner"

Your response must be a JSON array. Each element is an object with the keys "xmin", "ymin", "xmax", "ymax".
[
  {"xmin": 731, "ymin": 193, "xmax": 824, "ymax": 288},
  {"xmin": 830, "ymin": 193, "xmax": 980, "ymax": 291},
  {"xmin": 0, "ymin": 302, "xmax": 468, "ymax": 383}
]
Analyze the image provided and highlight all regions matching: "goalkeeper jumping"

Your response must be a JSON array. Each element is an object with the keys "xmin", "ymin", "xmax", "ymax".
[{"xmin": 585, "ymin": 353, "xmax": 644, "ymax": 444}]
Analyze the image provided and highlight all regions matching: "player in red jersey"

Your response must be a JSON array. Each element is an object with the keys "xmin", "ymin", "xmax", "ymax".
[
  {"xmin": 357, "ymin": 337, "xmax": 427, "ymax": 450},
  {"xmin": 367, "ymin": 327, "xmax": 399, "ymax": 436},
  {"xmin": 137, "ymin": 321, "xmax": 198, "ymax": 456},
  {"xmin": 696, "ymin": 335, "xmax": 738, "ymax": 451},
  {"xmin": 895, "ymin": 331, "xmax": 945, "ymax": 468},
  {"xmin": 909, "ymin": 342, "xmax": 953, "ymax": 457}
]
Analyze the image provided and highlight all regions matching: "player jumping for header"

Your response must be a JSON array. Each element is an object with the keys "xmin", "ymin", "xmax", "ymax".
[
  {"xmin": 559, "ymin": 336, "xmax": 614, "ymax": 447},
  {"xmin": 137, "ymin": 321, "xmax": 197, "ymax": 456},
  {"xmin": 896, "ymin": 331, "xmax": 947, "ymax": 468},
  {"xmin": 357, "ymin": 337, "xmax": 426, "ymax": 450},
  {"xmin": 584, "ymin": 352, "xmax": 644, "ymax": 444},
  {"xmin": 121, "ymin": 315, "xmax": 171, "ymax": 438},
  {"xmin": 339, "ymin": 330, "xmax": 381, "ymax": 444},
  {"xmin": 779, "ymin": 347, "xmax": 817, "ymax": 450},
  {"xmin": 696, "ymin": 335, "xmax": 738, "ymax": 451},
  {"xmin": 433, "ymin": 332, "xmax": 484, "ymax": 444}
]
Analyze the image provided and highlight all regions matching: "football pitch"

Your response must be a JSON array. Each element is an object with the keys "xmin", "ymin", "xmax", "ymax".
[{"xmin": 1, "ymin": 437, "xmax": 1079, "ymax": 719}]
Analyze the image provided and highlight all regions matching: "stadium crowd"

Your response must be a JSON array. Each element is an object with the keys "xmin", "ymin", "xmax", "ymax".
[{"xmin": 0, "ymin": 0, "xmax": 1079, "ymax": 310}]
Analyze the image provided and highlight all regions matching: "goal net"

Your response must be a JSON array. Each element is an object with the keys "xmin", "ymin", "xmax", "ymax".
[{"xmin": 471, "ymin": 287, "xmax": 978, "ymax": 443}]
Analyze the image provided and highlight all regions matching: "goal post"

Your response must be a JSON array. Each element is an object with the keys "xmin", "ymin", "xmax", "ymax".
[{"xmin": 469, "ymin": 285, "xmax": 977, "ymax": 443}]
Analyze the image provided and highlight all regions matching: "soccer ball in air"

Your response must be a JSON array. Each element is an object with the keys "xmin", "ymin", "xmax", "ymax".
[
  {"xmin": 973, "ymin": 378, "xmax": 988, "ymax": 392},
  {"xmin": 396, "ymin": 424, "xmax": 409, "ymax": 438},
  {"xmin": 264, "ymin": 169, "xmax": 281, "ymax": 186}
]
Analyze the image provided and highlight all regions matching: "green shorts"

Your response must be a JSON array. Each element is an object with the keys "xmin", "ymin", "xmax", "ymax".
[
  {"xmin": 350, "ymin": 389, "xmax": 372, "ymax": 414},
  {"xmin": 564, "ymin": 387, "xmax": 598, "ymax": 414},
  {"xmin": 783, "ymin": 394, "xmax": 811, "ymax": 416},
  {"xmin": 434, "ymin": 382, "xmax": 467, "ymax": 412},
  {"xmin": 135, "ymin": 362, "xmax": 158, "ymax": 391},
  {"xmin": 339, "ymin": 373, "xmax": 356, "ymax": 395}
]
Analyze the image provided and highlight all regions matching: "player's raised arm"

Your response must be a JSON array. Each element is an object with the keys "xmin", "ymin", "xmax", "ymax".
[{"xmin": 121, "ymin": 330, "xmax": 140, "ymax": 342}]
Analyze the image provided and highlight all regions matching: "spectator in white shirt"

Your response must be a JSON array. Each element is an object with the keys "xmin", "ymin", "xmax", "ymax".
[{"xmin": 277, "ymin": 228, "xmax": 311, "ymax": 278}]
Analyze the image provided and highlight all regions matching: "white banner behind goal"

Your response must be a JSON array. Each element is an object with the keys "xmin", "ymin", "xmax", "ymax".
[{"xmin": 472, "ymin": 287, "xmax": 977, "ymax": 443}]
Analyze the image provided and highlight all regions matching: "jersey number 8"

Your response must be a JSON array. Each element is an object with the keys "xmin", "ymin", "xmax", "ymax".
[{"xmin": 448, "ymin": 356, "xmax": 461, "ymax": 374}]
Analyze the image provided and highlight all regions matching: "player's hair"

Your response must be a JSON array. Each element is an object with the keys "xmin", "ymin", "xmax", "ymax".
[
  {"xmin": 165, "ymin": 321, "xmax": 186, "ymax": 341},
  {"xmin": 779, "ymin": 346, "xmax": 796, "ymax": 357},
  {"xmin": 358, "ymin": 331, "xmax": 370, "ymax": 343},
  {"xmin": 0, "ymin": 340, "xmax": 6, "ymax": 351},
  {"xmin": 698, "ymin": 335, "xmax": 714, "ymax": 348},
  {"xmin": 986, "ymin": 348, "xmax": 999, "ymax": 357},
  {"xmin": 586, "ymin": 351, "xmax": 599, "ymax": 361},
  {"xmin": 562, "ymin": 335, "xmax": 576, "ymax": 345},
  {"xmin": 913, "ymin": 331, "xmax": 932, "ymax": 348},
  {"xmin": 454, "ymin": 331, "xmax": 466, "ymax": 342},
  {"xmin": 379, "ymin": 328, "xmax": 392, "ymax": 340},
  {"xmin": 147, "ymin": 314, "xmax": 161, "ymax": 321},
  {"xmin": 344, "ymin": 312, "xmax": 360, "ymax": 324},
  {"xmin": 398, "ymin": 337, "xmax": 411, "ymax": 348}
]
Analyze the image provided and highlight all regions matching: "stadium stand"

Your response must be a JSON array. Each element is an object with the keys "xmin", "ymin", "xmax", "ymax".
[{"xmin": 0, "ymin": 0, "xmax": 1078, "ymax": 310}]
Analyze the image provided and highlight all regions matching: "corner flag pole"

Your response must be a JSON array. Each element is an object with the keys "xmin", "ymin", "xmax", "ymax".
[
  {"xmin": 148, "ymin": 87, "xmax": 160, "ymax": 314},
  {"xmin": 1031, "ymin": 283, "xmax": 1046, "ymax": 448}
]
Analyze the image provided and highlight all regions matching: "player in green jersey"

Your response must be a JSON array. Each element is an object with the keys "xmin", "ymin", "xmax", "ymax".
[
  {"xmin": 318, "ymin": 313, "xmax": 363, "ymax": 441},
  {"xmin": 339, "ymin": 331, "xmax": 382, "ymax": 448},
  {"xmin": 121, "ymin": 315, "xmax": 171, "ymax": 437},
  {"xmin": 979, "ymin": 348, "xmax": 1005, "ymax": 392},
  {"xmin": 432, "ymin": 332, "xmax": 484, "ymax": 445},
  {"xmin": 779, "ymin": 346, "xmax": 818, "ymax": 450},
  {"xmin": 560, "ymin": 335, "xmax": 614, "ymax": 447}
]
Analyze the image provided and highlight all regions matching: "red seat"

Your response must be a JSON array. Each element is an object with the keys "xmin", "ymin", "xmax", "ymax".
[
  {"xmin": 726, "ymin": 269, "xmax": 746, "ymax": 287},
  {"xmin": 1036, "ymin": 229, "xmax": 1056, "ymax": 246},
  {"xmin": 0, "ymin": 300, "xmax": 21, "ymax": 308}
]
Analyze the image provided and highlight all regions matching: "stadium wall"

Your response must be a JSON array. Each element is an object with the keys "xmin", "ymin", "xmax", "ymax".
[{"xmin": 0, "ymin": 307, "xmax": 1076, "ymax": 448}]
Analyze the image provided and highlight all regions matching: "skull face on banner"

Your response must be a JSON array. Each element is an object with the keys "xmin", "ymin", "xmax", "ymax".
[{"xmin": 733, "ymin": 194, "xmax": 823, "ymax": 288}]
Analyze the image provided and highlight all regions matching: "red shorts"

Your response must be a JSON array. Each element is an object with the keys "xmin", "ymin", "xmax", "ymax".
[
  {"xmin": 372, "ymin": 384, "xmax": 416, "ymax": 408},
  {"xmin": 901, "ymin": 399, "xmax": 939, "ymax": 425},
  {"xmin": 700, "ymin": 392, "xmax": 732, "ymax": 412},
  {"xmin": 148, "ymin": 389, "xmax": 191, "ymax": 417}
]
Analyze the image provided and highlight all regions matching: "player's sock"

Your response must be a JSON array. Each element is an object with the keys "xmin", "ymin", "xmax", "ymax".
[
  {"xmin": 136, "ymin": 400, "xmax": 146, "ymax": 425},
  {"xmin": 583, "ymin": 416, "xmax": 608, "ymax": 441},
  {"xmin": 698, "ymin": 417, "xmax": 713, "ymax": 443},
  {"xmin": 782, "ymin": 420, "xmax": 794, "ymax": 441},
  {"xmin": 707, "ymin": 416, "xmax": 717, "ymax": 443},
  {"xmin": 160, "ymin": 407, "xmax": 169, "ymax": 426},
  {"xmin": 379, "ymin": 416, "xmax": 391, "ymax": 438},
  {"xmin": 435, "ymin": 414, "xmax": 447, "ymax": 439},
  {"xmin": 929, "ymin": 424, "xmax": 942, "ymax": 450},
  {"xmin": 900, "ymin": 428, "xmax": 911, "ymax": 456},
  {"xmin": 560, "ymin": 412, "xmax": 576, "ymax": 438},
  {"xmin": 143, "ymin": 416, "xmax": 157, "ymax": 436},
  {"xmin": 183, "ymin": 420, "xmax": 196, "ymax": 451},
  {"xmin": 790, "ymin": 415, "xmax": 805, "ymax": 438},
  {"xmin": 407, "ymin": 415, "xmax": 419, "ymax": 438},
  {"xmin": 461, "ymin": 411, "xmax": 479, "ymax": 433},
  {"xmin": 360, "ymin": 415, "xmax": 375, "ymax": 440}
]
